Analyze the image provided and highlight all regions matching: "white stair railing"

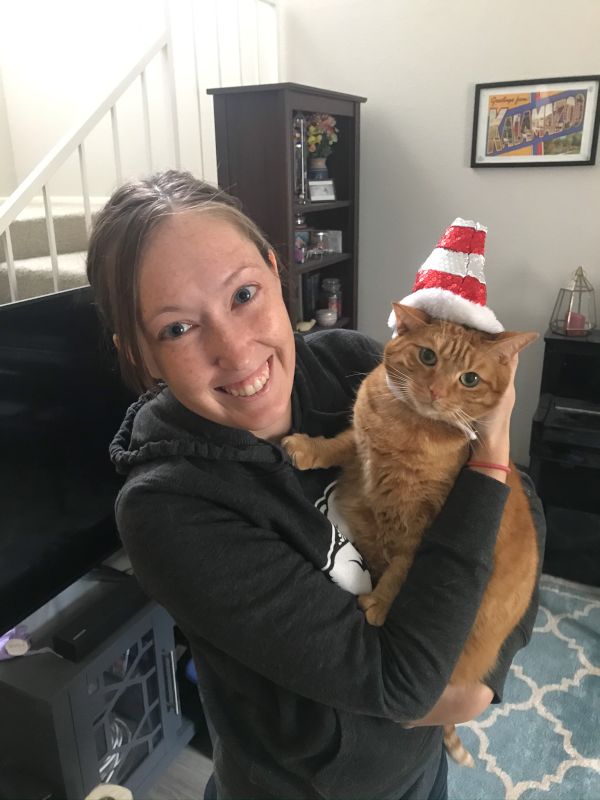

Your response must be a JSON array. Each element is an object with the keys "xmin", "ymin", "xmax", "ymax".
[
  {"xmin": 0, "ymin": 0, "xmax": 279, "ymax": 305},
  {"xmin": 0, "ymin": 32, "xmax": 180, "ymax": 301},
  {"xmin": 0, "ymin": 33, "xmax": 177, "ymax": 303}
]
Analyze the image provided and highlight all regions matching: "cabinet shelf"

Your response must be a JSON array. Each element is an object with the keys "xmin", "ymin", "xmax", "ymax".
[
  {"xmin": 294, "ymin": 200, "xmax": 351, "ymax": 213},
  {"xmin": 209, "ymin": 83, "xmax": 365, "ymax": 329},
  {"xmin": 295, "ymin": 253, "xmax": 352, "ymax": 275}
]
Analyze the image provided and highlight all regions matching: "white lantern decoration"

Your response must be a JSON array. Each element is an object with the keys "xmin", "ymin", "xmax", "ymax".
[{"xmin": 550, "ymin": 266, "xmax": 597, "ymax": 337}]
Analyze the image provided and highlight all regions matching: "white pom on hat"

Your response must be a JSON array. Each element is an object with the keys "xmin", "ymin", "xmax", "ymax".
[{"xmin": 388, "ymin": 217, "xmax": 504, "ymax": 334}]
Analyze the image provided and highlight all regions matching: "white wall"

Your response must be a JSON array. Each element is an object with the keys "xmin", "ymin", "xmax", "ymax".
[
  {"xmin": 279, "ymin": 0, "xmax": 600, "ymax": 464},
  {"xmin": 0, "ymin": 65, "xmax": 16, "ymax": 195},
  {"xmin": 0, "ymin": 0, "xmax": 278, "ymax": 197}
]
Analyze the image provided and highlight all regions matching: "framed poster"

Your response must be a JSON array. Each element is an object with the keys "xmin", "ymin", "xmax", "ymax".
[{"xmin": 471, "ymin": 76, "xmax": 600, "ymax": 167}]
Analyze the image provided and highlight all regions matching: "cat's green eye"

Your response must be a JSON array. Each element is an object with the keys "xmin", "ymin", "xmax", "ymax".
[
  {"xmin": 460, "ymin": 372, "xmax": 480, "ymax": 387},
  {"xmin": 419, "ymin": 347, "xmax": 437, "ymax": 366}
]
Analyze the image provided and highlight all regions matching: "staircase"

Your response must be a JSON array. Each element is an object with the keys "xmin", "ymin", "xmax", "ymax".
[
  {"xmin": 0, "ymin": 27, "xmax": 175, "ymax": 306},
  {"xmin": 0, "ymin": 203, "xmax": 100, "ymax": 304},
  {"xmin": 0, "ymin": 0, "xmax": 279, "ymax": 306}
]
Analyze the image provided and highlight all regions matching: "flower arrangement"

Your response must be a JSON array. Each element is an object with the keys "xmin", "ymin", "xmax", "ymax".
[{"xmin": 306, "ymin": 113, "xmax": 339, "ymax": 159}]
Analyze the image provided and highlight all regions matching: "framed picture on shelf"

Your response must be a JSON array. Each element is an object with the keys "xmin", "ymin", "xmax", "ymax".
[
  {"xmin": 471, "ymin": 75, "xmax": 600, "ymax": 167},
  {"xmin": 309, "ymin": 179, "xmax": 336, "ymax": 202}
]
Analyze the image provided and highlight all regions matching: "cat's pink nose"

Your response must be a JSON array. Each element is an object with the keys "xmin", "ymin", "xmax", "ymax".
[{"xmin": 429, "ymin": 385, "xmax": 445, "ymax": 400}]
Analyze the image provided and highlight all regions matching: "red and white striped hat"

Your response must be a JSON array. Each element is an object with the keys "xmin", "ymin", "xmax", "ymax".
[{"xmin": 389, "ymin": 217, "xmax": 504, "ymax": 334}]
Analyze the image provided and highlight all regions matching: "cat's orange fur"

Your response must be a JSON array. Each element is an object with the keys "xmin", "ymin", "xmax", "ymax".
[{"xmin": 283, "ymin": 303, "xmax": 539, "ymax": 765}]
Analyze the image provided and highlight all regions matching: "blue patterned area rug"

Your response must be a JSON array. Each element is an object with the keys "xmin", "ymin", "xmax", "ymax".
[{"xmin": 448, "ymin": 574, "xmax": 600, "ymax": 800}]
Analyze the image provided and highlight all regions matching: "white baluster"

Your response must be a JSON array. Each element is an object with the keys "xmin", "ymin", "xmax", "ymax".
[
  {"xmin": 3, "ymin": 227, "xmax": 18, "ymax": 302},
  {"xmin": 111, "ymin": 105, "xmax": 123, "ymax": 185},
  {"xmin": 255, "ymin": 0, "xmax": 261, "ymax": 83},
  {"xmin": 42, "ymin": 186, "xmax": 60, "ymax": 293},
  {"xmin": 237, "ymin": 0, "xmax": 244, "ymax": 84},
  {"xmin": 190, "ymin": 0, "xmax": 205, "ymax": 178},
  {"xmin": 78, "ymin": 142, "xmax": 93, "ymax": 238},
  {"xmin": 164, "ymin": 4, "xmax": 181, "ymax": 168},
  {"xmin": 215, "ymin": 0, "xmax": 223, "ymax": 87},
  {"xmin": 140, "ymin": 69, "xmax": 153, "ymax": 173}
]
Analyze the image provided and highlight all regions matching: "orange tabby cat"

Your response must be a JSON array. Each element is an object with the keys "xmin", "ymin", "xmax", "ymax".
[{"xmin": 283, "ymin": 303, "xmax": 539, "ymax": 766}]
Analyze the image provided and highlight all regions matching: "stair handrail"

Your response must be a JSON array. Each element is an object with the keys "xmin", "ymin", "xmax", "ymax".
[
  {"xmin": 0, "ymin": 33, "xmax": 172, "ymax": 233},
  {"xmin": 0, "ymin": 30, "xmax": 179, "ymax": 302}
]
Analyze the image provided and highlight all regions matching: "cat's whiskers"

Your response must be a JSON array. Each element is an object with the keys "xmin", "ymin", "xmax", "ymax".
[
  {"xmin": 385, "ymin": 363, "xmax": 412, "ymax": 381},
  {"xmin": 385, "ymin": 370, "xmax": 413, "ymax": 405},
  {"xmin": 449, "ymin": 408, "xmax": 479, "ymax": 441},
  {"xmin": 348, "ymin": 371, "xmax": 372, "ymax": 379},
  {"xmin": 387, "ymin": 381, "xmax": 411, "ymax": 401},
  {"xmin": 386, "ymin": 367, "xmax": 414, "ymax": 390},
  {"xmin": 454, "ymin": 406, "xmax": 475, "ymax": 425}
]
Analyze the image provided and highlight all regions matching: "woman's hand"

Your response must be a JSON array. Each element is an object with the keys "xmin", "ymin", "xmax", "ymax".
[
  {"xmin": 469, "ymin": 354, "xmax": 518, "ymax": 483},
  {"xmin": 404, "ymin": 683, "xmax": 494, "ymax": 728}
]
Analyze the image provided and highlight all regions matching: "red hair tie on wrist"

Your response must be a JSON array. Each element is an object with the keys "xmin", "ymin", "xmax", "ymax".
[{"xmin": 466, "ymin": 461, "xmax": 512, "ymax": 475}]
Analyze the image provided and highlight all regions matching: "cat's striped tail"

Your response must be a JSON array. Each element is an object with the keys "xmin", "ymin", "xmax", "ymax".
[{"xmin": 443, "ymin": 724, "xmax": 475, "ymax": 768}]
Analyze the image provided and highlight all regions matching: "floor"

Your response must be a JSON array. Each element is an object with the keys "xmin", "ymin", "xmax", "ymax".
[{"xmin": 146, "ymin": 745, "xmax": 212, "ymax": 800}]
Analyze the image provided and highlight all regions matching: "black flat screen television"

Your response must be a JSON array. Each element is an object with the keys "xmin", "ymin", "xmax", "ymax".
[{"xmin": 0, "ymin": 286, "xmax": 134, "ymax": 635}]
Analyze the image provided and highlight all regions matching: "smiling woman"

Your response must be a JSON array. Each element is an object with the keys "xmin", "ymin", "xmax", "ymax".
[
  {"xmin": 85, "ymin": 170, "xmax": 540, "ymax": 800},
  {"xmin": 87, "ymin": 173, "xmax": 281, "ymax": 392},
  {"xmin": 135, "ymin": 212, "xmax": 295, "ymax": 441}
]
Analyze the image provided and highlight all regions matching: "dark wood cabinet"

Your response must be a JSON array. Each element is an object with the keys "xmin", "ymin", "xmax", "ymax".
[
  {"xmin": 208, "ymin": 83, "xmax": 366, "ymax": 331},
  {"xmin": 529, "ymin": 329, "xmax": 600, "ymax": 584}
]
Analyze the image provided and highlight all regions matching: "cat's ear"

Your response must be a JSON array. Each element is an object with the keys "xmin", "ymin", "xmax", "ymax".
[
  {"xmin": 488, "ymin": 331, "xmax": 539, "ymax": 363},
  {"xmin": 392, "ymin": 302, "xmax": 431, "ymax": 334}
]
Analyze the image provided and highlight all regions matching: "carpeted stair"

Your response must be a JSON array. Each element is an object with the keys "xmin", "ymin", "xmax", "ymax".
[{"xmin": 0, "ymin": 204, "xmax": 93, "ymax": 304}]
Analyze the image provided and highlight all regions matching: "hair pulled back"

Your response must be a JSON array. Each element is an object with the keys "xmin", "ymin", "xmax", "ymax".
[{"xmin": 87, "ymin": 170, "xmax": 276, "ymax": 394}]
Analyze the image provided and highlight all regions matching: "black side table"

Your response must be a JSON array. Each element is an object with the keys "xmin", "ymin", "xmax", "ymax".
[{"xmin": 529, "ymin": 329, "xmax": 600, "ymax": 585}]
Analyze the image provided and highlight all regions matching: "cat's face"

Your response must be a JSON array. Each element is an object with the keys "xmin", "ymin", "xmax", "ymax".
[{"xmin": 383, "ymin": 304, "xmax": 537, "ymax": 434}]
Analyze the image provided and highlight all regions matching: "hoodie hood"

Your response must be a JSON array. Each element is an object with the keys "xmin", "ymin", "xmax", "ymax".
[{"xmin": 110, "ymin": 386, "xmax": 287, "ymax": 476}]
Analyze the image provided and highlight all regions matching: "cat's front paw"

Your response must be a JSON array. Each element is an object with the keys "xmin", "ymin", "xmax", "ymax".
[
  {"xmin": 358, "ymin": 592, "xmax": 390, "ymax": 627},
  {"xmin": 281, "ymin": 433, "xmax": 323, "ymax": 470}
]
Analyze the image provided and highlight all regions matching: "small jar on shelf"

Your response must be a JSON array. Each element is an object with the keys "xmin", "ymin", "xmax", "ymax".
[
  {"xmin": 320, "ymin": 277, "xmax": 342, "ymax": 320},
  {"xmin": 311, "ymin": 230, "xmax": 328, "ymax": 256}
]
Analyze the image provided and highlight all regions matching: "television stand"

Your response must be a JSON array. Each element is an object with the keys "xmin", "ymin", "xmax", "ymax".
[{"xmin": 0, "ymin": 569, "xmax": 202, "ymax": 799}]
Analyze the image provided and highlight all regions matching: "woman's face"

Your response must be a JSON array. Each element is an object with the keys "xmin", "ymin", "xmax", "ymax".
[{"xmin": 138, "ymin": 211, "xmax": 296, "ymax": 441}]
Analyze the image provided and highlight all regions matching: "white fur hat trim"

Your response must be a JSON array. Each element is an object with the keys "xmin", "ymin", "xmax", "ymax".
[{"xmin": 387, "ymin": 287, "xmax": 504, "ymax": 334}]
